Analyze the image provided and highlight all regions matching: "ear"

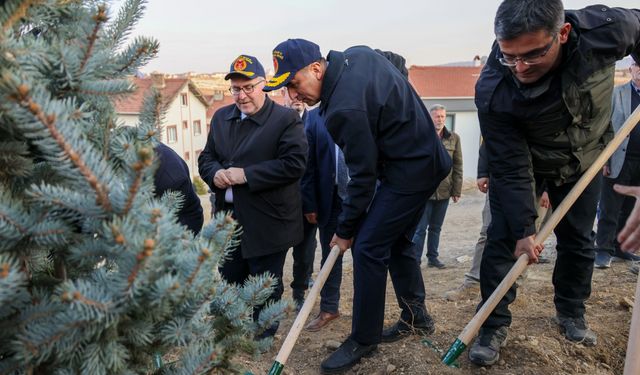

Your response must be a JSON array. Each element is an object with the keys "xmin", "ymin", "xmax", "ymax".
[
  {"xmin": 558, "ymin": 22, "xmax": 572, "ymax": 44},
  {"xmin": 309, "ymin": 61, "xmax": 324, "ymax": 80}
]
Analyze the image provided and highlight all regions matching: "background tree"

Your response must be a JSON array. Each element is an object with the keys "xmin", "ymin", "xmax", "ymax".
[{"xmin": 0, "ymin": 1, "xmax": 289, "ymax": 373}]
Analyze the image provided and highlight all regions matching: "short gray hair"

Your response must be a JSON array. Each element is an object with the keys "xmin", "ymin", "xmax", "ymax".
[
  {"xmin": 494, "ymin": 0, "xmax": 564, "ymax": 41},
  {"xmin": 429, "ymin": 104, "xmax": 446, "ymax": 112}
]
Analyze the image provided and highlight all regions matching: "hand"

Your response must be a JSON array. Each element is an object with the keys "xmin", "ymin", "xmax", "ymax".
[
  {"xmin": 603, "ymin": 165, "xmax": 610, "ymax": 177},
  {"xmin": 539, "ymin": 191, "xmax": 550, "ymax": 209},
  {"xmin": 451, "ymin": 196, "xmax": 460, "ymax": 203},
  {"xmin": 614, "ymin": 184, "xmax": 640, "ymax": 253},
  {"xmin": 330, "ymin": 234, "xmax": 353, "ymax": 255},
  {"xmin": 213, "ymin": 169, "xmax": 231, "ymax": 189},
  {"xmin": 304, "ymin": 212, "xmax": 318, "ymax": 224},
  {"xmin": 477, "ymin": 177, "xmax": 489, "ymax": 193},
  {"xmin": 225, "ymin": 167, "xmax": 247, "ymax": 185},
  {"xmin": 514, "ymin": 235, "xmax": 543, "ymax": 264}
]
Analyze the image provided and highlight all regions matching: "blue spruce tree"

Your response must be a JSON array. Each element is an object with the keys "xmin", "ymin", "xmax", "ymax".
[{"xmin": 0, "ymin": 1, "xmax": 290, "ymax": 373}]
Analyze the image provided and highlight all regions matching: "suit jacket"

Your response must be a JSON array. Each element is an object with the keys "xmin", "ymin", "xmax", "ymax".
[
  {"xmin": 301, "ymin": 109, "xmax": 338, "ymax": 228},
  {"xmin": 198, "ymin": 96, "xmax": 308, "ymax": 258},
  {"xmin": 154, "ymin": 143, "xmax": 204, "ymax": 235},
  {"xmin": 609, "ymin": 81, "xmax": 635, "ymax": 179}
]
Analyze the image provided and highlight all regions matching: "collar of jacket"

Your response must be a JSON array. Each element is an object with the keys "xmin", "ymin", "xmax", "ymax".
[
  {"xmin": 319, "ymin": 50, "xmax": 346, "ymax": 114},
  {"xmin": 224, "ymin": 95, "xmax": 273, "ymax": 125},
  {"xmin": 440, "ymin": 126, "xmax": 452, "ymax": 139}
]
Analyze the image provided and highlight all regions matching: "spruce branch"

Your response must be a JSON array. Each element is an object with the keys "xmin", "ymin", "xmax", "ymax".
[
  {"xmin": 78, "ymin": 4, "xmax": 108, "ymax": 73},
  {"xmin": 123, "ymin": 146, "xmax": 153, "ymax": 214},
  {"xmin": 2, "ymin": 0, "xmax": 42, "ymax": 33},
  {"xmin": 8, "ymin": 83, "xmax": 112, "ymax": 211},
  {"xmin": 127, "ymin": 238, "xmax": 154, "ymax": 288}
]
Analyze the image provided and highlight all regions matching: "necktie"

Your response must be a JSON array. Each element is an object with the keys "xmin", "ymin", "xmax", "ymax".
[{"xmin": 337, "ymin": 149, "xmax": 349, "ymax": 200}]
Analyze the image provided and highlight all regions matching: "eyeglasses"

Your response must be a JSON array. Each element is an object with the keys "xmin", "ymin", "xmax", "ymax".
[
  {"xmin": 229, "ymin": 79, "xmax": 265, "ymax": 95},
  {"xmin": 497, "ymin": 34, "xmax": 557, "ymax": 67}
]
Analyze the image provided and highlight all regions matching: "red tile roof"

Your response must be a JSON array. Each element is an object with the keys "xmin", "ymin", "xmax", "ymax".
[
  {"xmin": 409, "ymin": 65, "xmax": 482, "ymax": 98},
  {"xmin": 114, "ymin": 77, "xmax": 209, "ymax": 114}
]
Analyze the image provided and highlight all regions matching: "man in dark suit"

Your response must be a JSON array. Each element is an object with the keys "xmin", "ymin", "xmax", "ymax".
[
  {"xmin": 153, "ymin": 143, "xmax": 204, "ymax": 235},
  {"xmin": 198, "ymin": 54, "xmax": 308, "ymax": 338},
  {"xmin": 300, "ymin": 108, "xmax": 345, "ymax": 331},
  {"xmin": 285, "ymin": 94, "xmax": 318, "ymax": 311},
  {"xmin": 264, "ymin": 39, "xmax": 451, "ymax": 373}
]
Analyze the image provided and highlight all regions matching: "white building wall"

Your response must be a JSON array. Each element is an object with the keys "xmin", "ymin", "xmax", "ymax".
[
  {"xmin": 117, "ymin": 86, "xmax": 209, "ymax": 178},
  {"xmin": 450, "ymin": 111, "xmax": 482, "ymax": 178}
]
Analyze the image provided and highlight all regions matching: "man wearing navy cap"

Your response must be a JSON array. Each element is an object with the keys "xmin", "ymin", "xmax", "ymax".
[
  {"xmin": 198, "ymin": 54, "xmax": 307, "ymax": 339},
  {"xmin": 264, "ymin": 39, "xmax": 452, "ymax": 373}
]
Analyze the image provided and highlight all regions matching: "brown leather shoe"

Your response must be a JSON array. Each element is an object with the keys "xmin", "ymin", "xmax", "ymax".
[{"xmin": 305, "ymin": 311, "xmax": 340, "ymax": 332}]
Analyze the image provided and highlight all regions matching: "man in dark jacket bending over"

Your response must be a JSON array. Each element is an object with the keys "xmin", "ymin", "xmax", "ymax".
[
  {"xmin": 471, "ymin": 0, "xmax": 640, "ymax": 366},
  {"xmin": 264, "ymin": 39, "xmax": 451, "ymax": 374}
]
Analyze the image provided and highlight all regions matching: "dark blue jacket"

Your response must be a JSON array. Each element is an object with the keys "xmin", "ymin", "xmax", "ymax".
[
  {"xmin": 475, "ymin": 5, "xmax": 640, "ymax": 239},
  {"xmin": 301, "ymin": 108, "xmax": 338, "ymax": 228},
  {"xmin": 154, "ymin": 143, "xmax": 204, "ymax": 235},
  {"xmin": 319, "ymin": 46, "xmax": 452, "ymax": 239}
]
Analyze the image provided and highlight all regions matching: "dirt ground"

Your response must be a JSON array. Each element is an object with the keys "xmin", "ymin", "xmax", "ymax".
[{"xmin": 201, "ymin": 186, "xmax": 638, "ymax": 375}]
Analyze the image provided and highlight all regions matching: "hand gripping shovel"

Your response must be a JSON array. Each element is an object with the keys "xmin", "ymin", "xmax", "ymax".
[
  {"xmin": 268, "ymin": 245, "xmax": 341, "ymax": 375},
  {"xmin": 442, "ymin": 105, "xmax": 640, "ymax": 366}
]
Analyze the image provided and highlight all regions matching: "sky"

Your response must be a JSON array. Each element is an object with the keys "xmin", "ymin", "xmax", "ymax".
[{"xmin": 110, "ymin": 0, "xmax": 639, "ymax": 74}]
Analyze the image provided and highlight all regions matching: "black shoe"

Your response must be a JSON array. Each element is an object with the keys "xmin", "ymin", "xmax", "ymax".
[
  {"xmin": 468, "ymin": 326, "xmax": 508, "ymax": 366},
  {"xmin": 614, "ymin": 248, "xmax": 640, "ymax": 262},
  {"xmin": 555, "ymin": 314, "xmax": 597, "ymax": 346},
  {"xmin": 427, "ymin": 258, "xmax": 446, "ymax": 269},
  {"xmin": 292, "ymin": 289, "xmax": 305, "ymax": 312},
  {"xmin": 320, "ymin": 337, "xmax": 377, "ymax": 374},
  {"xmin": 594, "ymin": 251, "xmax": 612, "ymax": 269},
  {"xmin": 381, "ymin": 316, "xmax": 435, "ymax": 343}
]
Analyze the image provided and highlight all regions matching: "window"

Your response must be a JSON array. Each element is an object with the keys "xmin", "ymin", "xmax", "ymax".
[
  {"xmin": 180, "ymin": 93, "xmax": 188, "ymax": 106},
  {"xmin": 195, "ymin": 149, "xmax": 202, "ymax": 159},
  {"xmin": 184, "ymin": 152, "xmax": 190, "ymax": 161},
  {"xmin": 193, "ymin": 120, "xmax": 202, "ymax": 135},
  {"xmin": 167, "ymin": 125, "xmax": 177, "ymax": 143},
  {"xmin": 182, "ymin": 120, "xmax": 188, "ymax": 130},
  {"xmin": 445, "ymin": 114, "xmax": 455, "ymax": 132}
]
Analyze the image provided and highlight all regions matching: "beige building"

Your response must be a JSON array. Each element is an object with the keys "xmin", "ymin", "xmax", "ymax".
[{"xmin": 114, "ymin": 74, "xmax": 210, "ymax": 177}]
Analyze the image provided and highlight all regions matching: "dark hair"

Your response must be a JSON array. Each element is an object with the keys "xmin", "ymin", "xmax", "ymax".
[{"xmin": 494, "ymin": 0, "xmax": 564, "ymax": 40}]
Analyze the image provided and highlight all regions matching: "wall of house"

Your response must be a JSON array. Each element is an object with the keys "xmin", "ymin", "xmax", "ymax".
[
  {"xmin": 118, "ymin": 114, "xmax": 140, "ymax": 127},
  {"xmin": 422, "ymin": 98, "xmax": 481, "ymax": 179},
  {"xmin": 161, "ymin": 88, "xmax": 208, "ymax": 178}
]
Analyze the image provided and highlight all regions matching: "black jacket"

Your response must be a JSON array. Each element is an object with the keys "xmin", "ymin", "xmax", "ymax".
[
  {"xmin": 475, "ymin": 5, "xmax": 640, "ymax": 239},
  {"xmin": 198, "ymin": 96, "xmax": 308, "ymax": 258},
  {"xmin": 154, "ymin": 143, "xmax": 204, "ymax": 235},
  {"xmin": 319, "ymin": 46, "xmax": 452, "ymax": 239}
]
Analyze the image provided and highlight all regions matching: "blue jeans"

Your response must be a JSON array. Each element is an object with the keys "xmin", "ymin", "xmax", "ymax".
[{"xmin": 412, "ymin": 199, "xmax": 450, "ymax": 263}]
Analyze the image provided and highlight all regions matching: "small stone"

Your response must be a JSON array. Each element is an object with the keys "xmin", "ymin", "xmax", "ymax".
[
  {"xmin": 456, "ymin": 255, "xmax": 471, "ymax": 263},
  {"xmin": 518, "ymin": 335, "xmax": 526, "ymax": 341},
  {"xmin": 499, "ymin": 360, "xmax": 506, "ymax": 366},
  {"xmin": 325, "ymin": 340, "xmax": 341, "ymax": 350},
  {"xmin": 386, "ymin": 364, "xmax": 396, "ymax": 373},
  {"xmin": 529, "ymin": 338, "xmax": 539, "ymax": 346}
]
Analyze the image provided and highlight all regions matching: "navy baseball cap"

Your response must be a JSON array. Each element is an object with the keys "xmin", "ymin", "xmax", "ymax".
[
  {"xmin": 224, "ymin": 55, "xmax": 265, "ymax": 80},
  {"xmin": 263, "ymin": 39, "xmax": 322, "ymax": 91}
]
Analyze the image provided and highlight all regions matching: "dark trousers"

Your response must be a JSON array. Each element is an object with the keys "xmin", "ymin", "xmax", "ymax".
[
  {"xmin": 219, "ymin": 245, "xmax": 288, "ymax": 337},
  {"xmin": 291, "ymin": 218, "xmax": 318, "ymax": 299},
  {"xmin": 351, "ymin": 184, "xmax": 431, "ymax": 345},
  {"xmin": 412, "ymin": 198, "xmax": 450, "ymax": 263},
  {"xmin": 318, "ymin": 191, "xmax": 344, "ymax": 314},
  {"xmin": 596, "ymin": 158, "xmax": 640, "ymax": 255},
  {"xmin": 480, "ymin": 176, "xmax": 600, "ymax": 328}
]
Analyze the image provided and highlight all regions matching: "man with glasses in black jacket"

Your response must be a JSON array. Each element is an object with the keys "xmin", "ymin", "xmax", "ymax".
[{"xmin": 471, "ymin": 0, "xmax": 640, "ymax": 366}]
